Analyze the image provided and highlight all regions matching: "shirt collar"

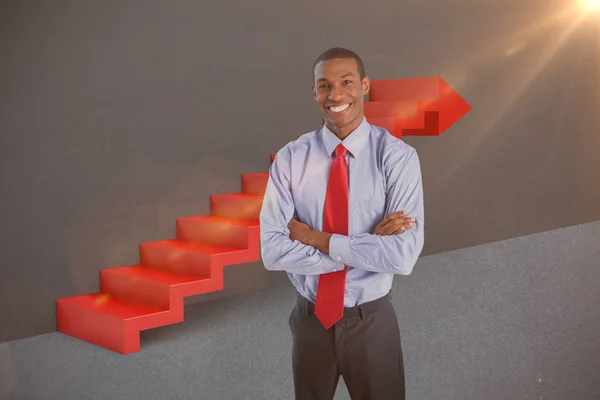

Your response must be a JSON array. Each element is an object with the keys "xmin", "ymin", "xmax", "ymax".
[{"xmin": 321, "ymin": 116, "xmax": 370, "ymax": 158}]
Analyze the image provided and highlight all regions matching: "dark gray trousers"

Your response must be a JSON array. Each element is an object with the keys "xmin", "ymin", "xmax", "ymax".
[{"xmin": 288, "ymin": 291, "xmax": 405, "ymax": 400}]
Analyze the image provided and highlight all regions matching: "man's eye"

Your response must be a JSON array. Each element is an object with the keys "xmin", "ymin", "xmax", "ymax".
[
  {"xmin": 343, "ymin": 80, "xmax": 352, "ymax": 85},
  {"xmin": 319, "ymin": 84, "xmax": 328, "ymax": 89}
]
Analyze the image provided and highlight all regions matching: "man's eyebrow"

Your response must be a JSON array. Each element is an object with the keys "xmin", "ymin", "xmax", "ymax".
[{"xmin": 316, "ymin": 73, "xmax": 355, "ymax": 82}]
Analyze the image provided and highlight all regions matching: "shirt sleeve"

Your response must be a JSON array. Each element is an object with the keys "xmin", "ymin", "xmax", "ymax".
[
  {"xmin": 328, "ymin": 148, "xmax": 425, "ymax": 275},
  {"xmin": 259, "ymin": 146, "xmax": 344, "ymax": 275}
]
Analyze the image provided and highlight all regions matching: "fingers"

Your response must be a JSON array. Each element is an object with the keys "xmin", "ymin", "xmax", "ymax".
[
  {"xmin": 377, "ymin": 211, "xmax": 405, "ymax": 232},
  {"xmin": 385, "ymin": 210, "xmax": 407, "ymax": 223},
  {"xmin": 383, "ymin": 222, "xmax": 410, "ymax": 236},
  {"xmin": 383, "ymin": 211, "xmax": 415, "ymax": 226},
  {"xmin": 373, "ymin": 211, "xmax": 418, "ymax": 235},
  {"xmin": 381, "ymin": 218, "xmax": 416, "ymax": 236},
  {"xmin": 394, "ymin": 223, "xmax": 410, "ymax": 234},
  {"xmin": 382, "ymin": 213, "xmax": 415, "ymax": 229}
]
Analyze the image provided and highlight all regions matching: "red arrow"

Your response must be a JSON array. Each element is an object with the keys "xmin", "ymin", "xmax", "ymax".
[{"xmin": 364, "ymin": 77, "xmax": 471, "ymax": 139}]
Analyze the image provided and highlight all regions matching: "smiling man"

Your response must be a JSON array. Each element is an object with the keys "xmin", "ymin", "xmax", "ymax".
[{"xmin": 259, "ymin": 47, "xmax": 425, "ymax": 400}]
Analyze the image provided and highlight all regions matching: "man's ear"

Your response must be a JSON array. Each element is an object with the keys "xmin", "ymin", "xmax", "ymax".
[
  {"xmin": 312, "ymin": 84, "xmax": 317, "ymax": 100},
  {"xmin": 362, "ymin": 76, "xmax": 371, "ymax": 95}
]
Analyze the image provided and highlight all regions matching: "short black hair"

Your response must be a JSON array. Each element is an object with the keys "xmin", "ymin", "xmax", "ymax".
[{"xmin": 312, "ymin": 47, "xmax": 366, "ymax": 83}]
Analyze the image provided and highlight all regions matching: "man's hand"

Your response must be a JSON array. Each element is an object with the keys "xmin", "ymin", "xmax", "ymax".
[
  {"xmin": 373, "ymin": 211, "xmax": 416, "ymax": 236},
  {"xmin": 287, "ymin": 211, "xmax": 415, "ymax": 255},
  {"xmin": 288, "ymin": 219, "xmax": 314, "ymax": 244}
]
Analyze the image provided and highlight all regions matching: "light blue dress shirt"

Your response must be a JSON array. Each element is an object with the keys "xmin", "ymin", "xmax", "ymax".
[{"xmin": 259, "ymin": 117, "xmax": 425, "ymax": 307}]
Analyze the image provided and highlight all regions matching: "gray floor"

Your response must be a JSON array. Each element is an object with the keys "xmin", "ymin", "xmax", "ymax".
[{"xmin": 1, "ymin": 220, "xmax": 600, "ymax": 400}]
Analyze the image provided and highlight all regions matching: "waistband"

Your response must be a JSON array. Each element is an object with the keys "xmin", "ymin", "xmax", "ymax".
[{"xmin": 296, "ymin": 290, "xmax": 392, "ymax": 320}]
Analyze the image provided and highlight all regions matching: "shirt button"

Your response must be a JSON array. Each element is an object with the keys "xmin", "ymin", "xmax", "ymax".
[{"xmin": 337, "ymin": 256, "xmax": 342, "ymax": 261}]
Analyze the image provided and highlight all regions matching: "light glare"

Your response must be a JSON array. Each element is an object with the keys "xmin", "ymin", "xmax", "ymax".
[{"xmin": 584, "ymin": 0, "xmax": 600, "ymax": 10}]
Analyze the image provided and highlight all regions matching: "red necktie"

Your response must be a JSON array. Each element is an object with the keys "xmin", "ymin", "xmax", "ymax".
[{"xmin": 315, "ymin": 143, "xmax": 349, "ymax": 330}]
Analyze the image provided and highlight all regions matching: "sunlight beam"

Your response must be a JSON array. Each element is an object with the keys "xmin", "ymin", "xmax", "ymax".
[{"xmin": 584, "ymin": 0, "xmax": 600, "ymax": 10}]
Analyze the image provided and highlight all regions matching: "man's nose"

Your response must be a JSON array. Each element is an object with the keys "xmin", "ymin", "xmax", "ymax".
[{"xmin": 328, "ymin": 85, "xmax": 343, "ymax": 101}]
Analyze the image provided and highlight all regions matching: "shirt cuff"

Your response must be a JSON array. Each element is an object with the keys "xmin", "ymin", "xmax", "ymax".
[{"xmin": 329, "ymin": 233, "xmax": 351, "ymax": 267}]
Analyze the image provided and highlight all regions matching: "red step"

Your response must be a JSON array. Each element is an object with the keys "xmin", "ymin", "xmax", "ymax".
[
  {"xmin": 364, "ymin": 101, "xmax": 418, "ymax": 118},
  {"xmin": 177, "ymin": 215, "xmax": 260, "ymax": 252},
  {"xmin": 140, "ymin": 239, "xmax": 249, "ymax": 276},
  {"xmin": 100, "ymin": 265, "xmax": 207, "ymax": 310},
  {"xmin": 210, "ymin": 193, "xmax": 264, "ymax": 221},
  {"xmin": 369, "ymin": 77, "xmax": 439, "ymax": 102},
  {"xmin": 57, "ymin": 293, "xmax": 171, "ymax": 354},
  {"xmin": 241, "ymin": 172, "xmax": 269, "ymax": 195}
]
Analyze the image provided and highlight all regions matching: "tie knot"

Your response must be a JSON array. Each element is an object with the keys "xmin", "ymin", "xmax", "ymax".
[{"xmin": 334, "ymin": 144, "xmax": 347, "ymax": 158}]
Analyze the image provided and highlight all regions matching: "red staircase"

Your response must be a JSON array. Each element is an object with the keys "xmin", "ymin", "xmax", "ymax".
[
  {"xmin": 56, "ymin": 77, "xmax": 470, "ymax": 354},
  {"xmin": 56, "ymin": 172, "xmax": 270, "ymax": 354}
]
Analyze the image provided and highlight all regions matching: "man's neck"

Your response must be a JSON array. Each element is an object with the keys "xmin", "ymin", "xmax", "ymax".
[{"xmin": 326, "ymin": 116, "xmax": 363, "ymax": 141}]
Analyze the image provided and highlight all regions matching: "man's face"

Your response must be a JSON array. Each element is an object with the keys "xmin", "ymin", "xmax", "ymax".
[{"xmin": 312, "ymin": 58, "xmax": 370, "ymax": 134}]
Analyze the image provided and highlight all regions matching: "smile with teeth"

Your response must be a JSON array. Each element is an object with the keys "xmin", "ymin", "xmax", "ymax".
[{"xmin": 328, "ymin": 103, "xmax": 351, "ymax": 113}]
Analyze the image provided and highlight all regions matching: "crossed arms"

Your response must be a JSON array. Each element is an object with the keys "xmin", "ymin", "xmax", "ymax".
[{"xmin": 259, "ymin": 146, "xmax": 425, "ymax": 276}]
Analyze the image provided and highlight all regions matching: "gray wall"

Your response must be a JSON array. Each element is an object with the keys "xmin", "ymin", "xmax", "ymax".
[{"xmin": 1, "ymin": 0, "xmax": 599, "ymax": 345}]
